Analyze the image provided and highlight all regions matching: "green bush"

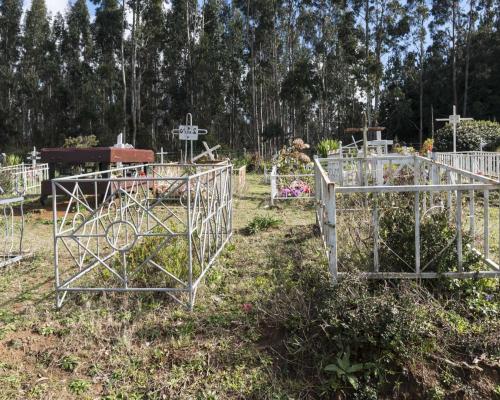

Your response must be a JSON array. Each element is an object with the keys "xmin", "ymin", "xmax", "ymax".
[
  {"xmin": 63, "ymin": 134, "xmax": 99, "ymax": 148},
  {"xmin": 316, "ymin": 139, "xmax": 341, "ymax": 158},
  {"xmin": 434, "ymin": 120, "xmax": 500, "ymax": 151}
]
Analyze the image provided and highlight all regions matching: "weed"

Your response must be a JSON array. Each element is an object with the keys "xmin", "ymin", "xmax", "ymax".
[
  {"xmin": 324, "ymin": 350, "xmax": 372, "ymax": 390},
  {"xmin": 246, "ymin": 215, "xmax": 282, "ymax": 234},
  {"xmin": 68, "ymin": 379, "xmax": 90, "ymax": 395},
  {"xmin": 59, "ymin": 355, "xmax": 79, "ymax": 372}
]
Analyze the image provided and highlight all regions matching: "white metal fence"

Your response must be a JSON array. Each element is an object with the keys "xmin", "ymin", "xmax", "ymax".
[
  {"xmin": 315, "ymin": 155, "xmax": 500, "ymax": 280},
  {"xmin": 0, "ymin": 163, "xmax": 49, "ymax": 195},
  {"xmin": 0, "ymin": 196, "xmax": 27, "ymax": 268},
  {"xmin": 52, "ymin": 163, "xmax": 233, "ymax": 308},
  {"xmin": 434, "ymin": 151, "xmax": 500, "ymax": 181}
]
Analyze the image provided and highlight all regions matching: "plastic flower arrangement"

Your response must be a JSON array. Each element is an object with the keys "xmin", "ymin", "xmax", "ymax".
[
  {"xmin": 279, "ymin": 179, "xmax": 311, "ymax": 197},
  {"xmin": 273, "ymin": 138, "xmax": 314, "ymax": 198}
]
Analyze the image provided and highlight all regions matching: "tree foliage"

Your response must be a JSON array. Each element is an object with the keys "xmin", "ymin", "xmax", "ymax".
[{"xmin": 0, "ymin": 0, "xmax": 500, "ymax": 153}]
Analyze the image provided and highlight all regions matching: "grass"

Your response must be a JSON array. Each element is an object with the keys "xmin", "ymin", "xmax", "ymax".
[{"xmin": 0, "ymin": 174, "xmax": 498, "ymax": 399}]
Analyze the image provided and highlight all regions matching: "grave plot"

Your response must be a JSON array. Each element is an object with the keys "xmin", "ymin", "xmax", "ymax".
[
  {"xmin": 0, "ymin": 196, "xmax": 28, "ymax": 268},
  {"xmin": 0, "ymin": 151, "xmax": 48, "ymax": 195},
  {"xmin": 270, "ymin": 139, "xmax": 314, "ymax": 204},
  {"xmin": 315, "ymin": 155, "xmax": 500, "ymax": 280},
  {"xmin": 52, "ymin": 162, "xmax": 233, "ymax": 309}
]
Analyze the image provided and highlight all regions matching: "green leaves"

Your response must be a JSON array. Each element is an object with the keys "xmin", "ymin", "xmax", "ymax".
[
  {"xmin": 316, "ymin": 139, "xmax": 340, "ymax": 158},
  {"xmin": 324, "ymin": 350, "xmax": 368, "ymax": 390}
]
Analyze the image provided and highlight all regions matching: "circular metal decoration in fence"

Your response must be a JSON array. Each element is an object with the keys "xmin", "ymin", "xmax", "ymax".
[{"xmin": 105, "ymin": 220, "xmax": 138, "ymax": 252}]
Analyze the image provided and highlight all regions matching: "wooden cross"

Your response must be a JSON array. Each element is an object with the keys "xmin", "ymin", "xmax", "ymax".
[
  {"xmin": 192, "ymin": 142, "xmax": 221, "ymax": 162},
  {"xmin": 436, "ymin": 105, "xmax": 473, "ymax": 153},
  {"xmin": 172, "ymin": 113, "xmax": 208, "ymax": 163}
]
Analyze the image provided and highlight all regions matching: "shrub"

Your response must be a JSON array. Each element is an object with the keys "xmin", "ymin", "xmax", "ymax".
[
  {"xmin": 63, "ymin": 134, "xmax": 99, "ymax": 148},
  {"xmin": 421, "ymin": 138, "xmax": 433, "ymax": 154},
  {"xmin": 434, "ymin": 120, "xmax": 500, "ymax": 151},
  {"xmin": 316, "ymin": 139, "xmax": 341, "ymax": 158}
]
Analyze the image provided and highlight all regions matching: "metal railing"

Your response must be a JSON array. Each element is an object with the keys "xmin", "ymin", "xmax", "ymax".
[
  {"xmin": 315, "ymin": 155, "xmax": 500, "ymax": 280},
  {"xmin": 0, "ymin": 163, "xmax": 49, "ymax": 195},
  {"xmin": 434, "ymin": 151, "xmax": 500, "ymax": 181},
  {"xmin": 52, "ymin": 163, "xmax": 233, "ymax": 308},
  {"xmin": 0, "ymin": 196, "xmax": 27, "ymax": 268}
]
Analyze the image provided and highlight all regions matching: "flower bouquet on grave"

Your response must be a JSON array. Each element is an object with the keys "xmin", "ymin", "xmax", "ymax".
[{"xmin": 279, "ymin": 179, "xmax": 312, "ymax": 198}]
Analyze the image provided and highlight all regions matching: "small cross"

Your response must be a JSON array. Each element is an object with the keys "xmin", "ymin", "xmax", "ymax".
[
  {"xmin": 436, "ymin": 105, "xmax": 473, "ymax": 153},
  {"xmin": 192, "ymin": 142, "xmax": 221, "ymax": 162}
]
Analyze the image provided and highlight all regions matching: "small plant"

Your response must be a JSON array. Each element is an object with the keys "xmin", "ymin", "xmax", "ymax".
[
  {"xmin": 246, "ymin": 215, "xmax": 282, "ymax": 235},
  {"xmin": 324, "ymin": 350, "xmax": 370, "ymax": 390},
  {"xmin": 59, "ymin": 355, "xmax": 79, "ymax": 372},
  {"xmin": 5, "ymin": 154, "xmax": 22, "ymax": 166},
  {"xmin": 421, "ymin": 138, "xmax": 433, "ymax": 154},
  {"xmin": 68, "ymin": 379, "xmax": 90, "ymax": 395},
  {"xmin": 316, "ymin": 139, "xmax": 340, "ymax": 158}
]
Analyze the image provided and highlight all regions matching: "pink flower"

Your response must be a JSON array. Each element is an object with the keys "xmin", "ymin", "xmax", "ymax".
[{"xmin": 241, "ymin": 303, "xmax": 253, "ymax": 313}]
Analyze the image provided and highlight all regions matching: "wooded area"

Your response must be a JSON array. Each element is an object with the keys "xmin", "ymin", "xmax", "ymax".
[{"xmin": 1, "ymin": 0, "xmax": 500, "ymax": 153}]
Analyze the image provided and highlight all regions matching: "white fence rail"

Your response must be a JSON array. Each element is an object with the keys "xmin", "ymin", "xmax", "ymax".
[
  {"xmin": 0, "ymin": 163, "xmax": 49, "ymax": 195},
  {"xmin": 434, "ymin": 151, "xmax": 500, "ymax": 181},
  {"xmin": 315, "ymin": 155, "xmax": 500, "ymax": 280},
  {"xmin": 0, "ymin": 196, "xmax": 27, "ymax": 268},
  {"xmin": 52, "ymin": 163, "xmax": 233, "ymax": 309}
]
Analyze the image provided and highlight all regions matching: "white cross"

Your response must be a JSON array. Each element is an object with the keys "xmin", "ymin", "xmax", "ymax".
[
  {"xmin": 192, "ymin": 142, "xmax": 221, "ymax": 162},
  {"xmin": 26, "ymin": 146, "xmax": 41, "ymax": 167},
  {"xmin": 172, "ymin": 113, "xmax": 208, "ymax": 163},
  {"xmin": 436, "ymin": 105, "xmax": 473, "ymax": 153}
]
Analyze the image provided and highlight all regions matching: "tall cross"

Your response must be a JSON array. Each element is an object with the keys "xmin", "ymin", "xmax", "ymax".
[
  {"xmin": 436, "ymin": 105, "xmax": 473, "ymax": 153},
  {"xmin": 172, "ymin": 113, "xmax": 208, "ymax": 163}
]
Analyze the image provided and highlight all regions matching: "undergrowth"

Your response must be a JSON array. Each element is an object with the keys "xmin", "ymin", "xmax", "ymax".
[{"xmin": 259, "ymin": 226, "xmax": 500, "ymax": 399}]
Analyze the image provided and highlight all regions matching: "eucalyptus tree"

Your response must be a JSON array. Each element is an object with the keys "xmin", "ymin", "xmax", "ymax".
[
  {"xmin": 0, "ymin": 0, "xmax": 23, "ymax": 146},
  {"xmin": 408, "ymin": 0, "xmax": 429, "ymax": 145},
  {"xmin": 64, "ymin": 0, "xmax": 95, "ymax": 136},
  {"xmin": 22, "ymin": 0, "xmax": 51, "ymax": 144},
  {"xmin": 94, "ymin": 0, "xmax": 124, "ymax": 142}
]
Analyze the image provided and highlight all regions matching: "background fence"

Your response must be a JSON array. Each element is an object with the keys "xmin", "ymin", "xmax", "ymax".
[
  {"xmin": 0, "ymin": 163, "xmax": 49, "ymax": 195},
  {"xmin": 52, "ymin": 163, "xmax": 233, "ymax": 308},
  {"xmin": 434, "ymin": 151, "xmax": 500, "ymax": 181},
  {"xmin": 315, "ymin": 155, "xmax": 500, "ymax": 280}
]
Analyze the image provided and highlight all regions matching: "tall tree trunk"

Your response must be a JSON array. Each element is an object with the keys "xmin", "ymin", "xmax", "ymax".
[
  {"xmin": 463, "ymin": 0, "xmax": 474, "ymax": 117},
  {"xmin": 452, "ymin": 0, "xmax": 458, "ymax": 109},
  {"xmin": 419, "ymin": 20, "xmax": 424, "ymax": 147},
  {"xmin": 131, "ymin": 0, "xmax": 138, "ymax": 147},
  {"xmin": 121, "ymin": 0, "xmax": 127, "ymax": 142},
  {"xmin": 364, "ymin": 0, "xmax": 372, "ymax": 125}
]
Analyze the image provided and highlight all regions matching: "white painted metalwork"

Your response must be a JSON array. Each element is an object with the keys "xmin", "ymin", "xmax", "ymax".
[
  {"xmin": 315, "ymin": 155, "xmax": 500, "ymax": 280},
  {"xmin": 52, "ymin": 163, "xmax": 233, "ymax": 309},
  {"xmin": 434, "ymin": 151, "xmax": 500, "ymax": 181},
  {"xmin": 192, "ymin": 142, "xmax": 221, "ymax": 163},
  {"xmin": 0, "ymin": 196, "xmax": 27, "ymax": 268},
  {"xmin": 0, "ymin": 163, "xmax": 49, "ymax": 195},
  {"xmin": 436, "ymin": 105, "xmax": 473, "ymax": 153},
  {"xmin": 172, "ymin": 113, "xmax": 208, "ymax": 163}
]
